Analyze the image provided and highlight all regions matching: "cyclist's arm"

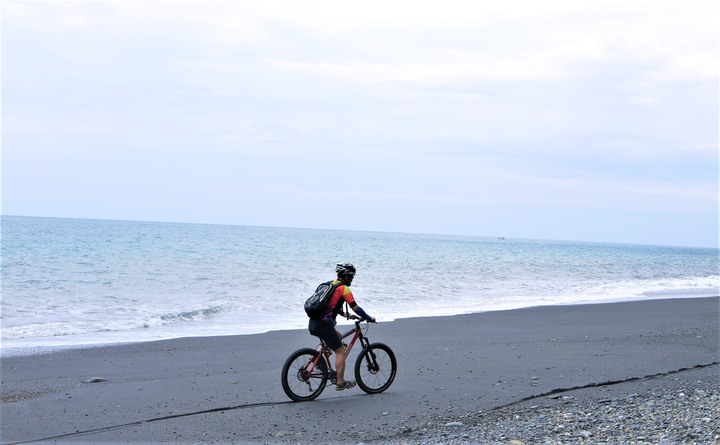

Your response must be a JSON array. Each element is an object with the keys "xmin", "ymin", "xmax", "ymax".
[
  {"xmin": 349, "ymin": 302, "xmax": 375, "ymax": 322},
  {"xmin": 341, "ymin": 286, "xmax": 375, "ymax": 322}
]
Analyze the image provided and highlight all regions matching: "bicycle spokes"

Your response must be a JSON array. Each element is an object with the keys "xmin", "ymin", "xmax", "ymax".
[
  {"xmin": 354, "ymin": 343, "xmax": 397, "ymax": 394},
  {"xmin": 365, "ymin": 356, "xmax": 380, "ymax": 373},
  {"xmin": 281, "ymin": 348, "xmax": 329, "ymax": 402}
]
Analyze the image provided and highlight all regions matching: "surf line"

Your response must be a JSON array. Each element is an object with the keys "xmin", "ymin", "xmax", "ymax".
[
  {"xmin": 492, "ymin": 361, "xmax": 719, "ymax": 411},
  {"xmin": 1, "ymin": 399, "xmax": 297, "ymax": 445}
]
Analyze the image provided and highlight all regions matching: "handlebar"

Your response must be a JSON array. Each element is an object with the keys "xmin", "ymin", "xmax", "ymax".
[{"xmin": 348, "ymin": 314, "xmax": 375, "ymax": 323}]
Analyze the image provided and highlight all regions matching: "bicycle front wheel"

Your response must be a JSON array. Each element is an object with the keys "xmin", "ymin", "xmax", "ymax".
[
  {"xmin": 355, "ymin": 342, "xmax": 397, "ymax": 394},
  {"xmin": 281, "ymin": 348, "xmax": 328, "ymax": 402}
]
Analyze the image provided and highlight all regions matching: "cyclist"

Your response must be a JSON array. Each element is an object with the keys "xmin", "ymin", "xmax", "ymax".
[{"xmin": 308, "ymin": 263, "xmax": 375, "ymax": 391}]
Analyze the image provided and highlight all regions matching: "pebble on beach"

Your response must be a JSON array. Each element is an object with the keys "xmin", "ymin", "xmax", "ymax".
[{"xmin": 376, "ymin": 375, "xmax": 719, "ymax": 445}]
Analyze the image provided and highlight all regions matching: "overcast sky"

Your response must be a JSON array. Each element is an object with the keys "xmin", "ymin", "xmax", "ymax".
[{"xmin": 3, "ymin": 0, "xmax": 718, "ymax": 247}]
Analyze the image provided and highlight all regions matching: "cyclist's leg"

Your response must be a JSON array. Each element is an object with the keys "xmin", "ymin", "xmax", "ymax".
[
  {"xmin": 310, "ymin": 320, "xmax": 353, "ymax": 387},
  {"xmin": 334, "ymin": 344, "xmax": 347, "ymax": 383},
  {"xmin": 330, "ymin": 332, "xmax": 355, "ymax": 390}
]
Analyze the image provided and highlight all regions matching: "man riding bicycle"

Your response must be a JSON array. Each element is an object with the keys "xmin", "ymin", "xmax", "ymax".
[{"xmin": 308, "ymin": 263, "xmax": 376, "ymax": 391}]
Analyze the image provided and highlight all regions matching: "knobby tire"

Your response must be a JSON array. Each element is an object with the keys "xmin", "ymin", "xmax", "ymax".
[
  {"xmin": 281, "ymin": 348, "xmax": 328, "ymax": 402},
  {"xmin": 354, "ymin": 343, "xmax": 397, "ymax": 394}
]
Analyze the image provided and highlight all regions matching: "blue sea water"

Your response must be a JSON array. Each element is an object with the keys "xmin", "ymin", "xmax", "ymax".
[{"xmin": 1, "ymin": 216, "xmax": 718, "ymax": 351}]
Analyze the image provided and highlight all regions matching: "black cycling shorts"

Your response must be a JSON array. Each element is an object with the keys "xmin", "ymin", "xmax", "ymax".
[{"xmin": 308, "ymin": 318, "xmax": 342, "ymax": 350}]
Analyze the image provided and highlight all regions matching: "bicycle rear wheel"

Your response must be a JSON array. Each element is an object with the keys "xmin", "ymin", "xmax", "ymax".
[
  {"xmin": 355, "ymin": 343, "xmax": 397, "ymax": 394},
  {"xmin": 281, "ymin": 348, "xmax": 328, "ymax": 402}
]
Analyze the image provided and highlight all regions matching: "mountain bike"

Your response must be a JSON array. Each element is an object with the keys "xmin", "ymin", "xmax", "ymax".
[{"xmin": 281, "ymin": 315, "xmax": 397, "ymax": 402}]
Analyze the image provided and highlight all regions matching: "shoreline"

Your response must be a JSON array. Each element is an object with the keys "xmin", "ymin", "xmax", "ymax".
[
  {"xmin": 1, "ymin": 296, "xmax": 718, "ymax": 444},
  {"xmin": 2, "ymin": 293, "xmax": 718, "ymax": 357}
]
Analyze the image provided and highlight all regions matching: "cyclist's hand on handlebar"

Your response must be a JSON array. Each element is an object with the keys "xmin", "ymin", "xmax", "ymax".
[{"xmin": 348, "ymin": 314, "xmax": 376, "ymax": 322}]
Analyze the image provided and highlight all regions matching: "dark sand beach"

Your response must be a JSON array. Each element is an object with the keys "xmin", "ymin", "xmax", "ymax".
[{"xmin": 1, "ymin": 297, "xmax": 718, "ymax": 444}]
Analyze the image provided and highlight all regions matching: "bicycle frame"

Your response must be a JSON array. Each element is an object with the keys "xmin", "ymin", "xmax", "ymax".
[{"xmin": 305, "ymin": 319, "xmax": 370, "ymax": 380}]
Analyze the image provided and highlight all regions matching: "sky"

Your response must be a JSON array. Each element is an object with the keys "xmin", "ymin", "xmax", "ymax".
[{"xmin": 2, "ymin": 0, "xmax": 718, "ymax": 248}]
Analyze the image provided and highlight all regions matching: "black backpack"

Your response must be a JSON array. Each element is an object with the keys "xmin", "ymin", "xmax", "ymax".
[{"xmin": 304, "ymin": 280, "xmax": 341, "ymax": 319}]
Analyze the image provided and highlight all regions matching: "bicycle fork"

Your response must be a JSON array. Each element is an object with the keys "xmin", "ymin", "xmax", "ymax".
[{"xmin": 358, "ymin": 337, "xmax": 380, "ymax": 374}]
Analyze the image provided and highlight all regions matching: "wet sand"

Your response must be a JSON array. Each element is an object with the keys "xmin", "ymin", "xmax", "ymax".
[{"xmin": 1, "ymin": 297, "xmax": 718, "ymax": 444}]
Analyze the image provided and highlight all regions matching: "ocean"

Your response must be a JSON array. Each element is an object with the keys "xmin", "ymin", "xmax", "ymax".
[{"xmin": 2, "ymin": 216, "xmax": 718, "ymax": 352}]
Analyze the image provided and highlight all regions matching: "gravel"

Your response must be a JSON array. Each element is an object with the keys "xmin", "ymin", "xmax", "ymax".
[{"xmin": 375, "ymin": 374, "xmax": 719, "ymax": 445}]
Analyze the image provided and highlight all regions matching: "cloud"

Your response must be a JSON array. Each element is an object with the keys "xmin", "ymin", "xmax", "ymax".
[
  {"xmin": 3, "ymin": 0, "xmax": 717, "ymax": 246},
  {"xmin": 658, "ymin": 54, "xmax": 719, "ymax": 81},
  {"xmin": 269, "ymin": 48, "xmax": 592, "ymax": 85}
]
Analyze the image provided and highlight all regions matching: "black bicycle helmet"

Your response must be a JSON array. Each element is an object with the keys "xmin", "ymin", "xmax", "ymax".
[{"xmin": 335, "ymin": 263, "xmax": 356, "ymax": 277}]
